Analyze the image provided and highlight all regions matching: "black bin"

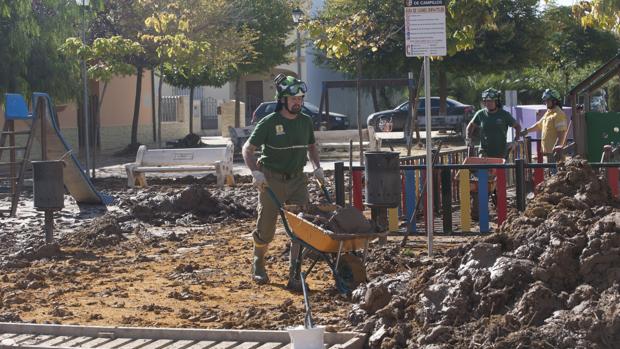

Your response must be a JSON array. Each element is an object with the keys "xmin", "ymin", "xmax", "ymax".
[
  {"xmin": 364, "ymin": 151, "xmax": 400, "ymax": 208},
  {"xmin": 32, "ymin": 160, "xmax": 64, "ymax": 210}
]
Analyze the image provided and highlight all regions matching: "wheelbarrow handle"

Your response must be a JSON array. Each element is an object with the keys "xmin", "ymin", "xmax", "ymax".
[
  {"xmin": 264, "ymin": 186, "xmax": 301, "ymax": 244},
  {"xmin": 264, "ymin": 185, "xmax": 283, "ymax": 209}
]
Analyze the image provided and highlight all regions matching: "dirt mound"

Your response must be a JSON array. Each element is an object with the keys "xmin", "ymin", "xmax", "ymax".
[
  {"xmin": 346, "ymin": 158, "xmax": 620, "ymax": 348},
  {"xmin": 126, "ymin": 184, "xmax": 257, "ymax": 225},
  {"xmin": 63, "ymin": 214, "xmax": 130, "ymax": 248}
]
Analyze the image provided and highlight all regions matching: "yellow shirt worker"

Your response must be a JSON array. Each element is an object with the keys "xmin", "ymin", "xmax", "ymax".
[{"xmin": 522, "ymin": 89, "xmax": 568, "ymax": 161}]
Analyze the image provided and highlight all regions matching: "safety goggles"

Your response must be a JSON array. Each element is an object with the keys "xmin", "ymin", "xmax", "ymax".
[{"xmin": 281, "ymin": 82, "xmax": 307, "ymax": 96}]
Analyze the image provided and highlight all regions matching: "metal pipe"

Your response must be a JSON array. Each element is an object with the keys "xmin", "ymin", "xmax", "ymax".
[
  {"xmin": 424, "ymin": 56, "xmax": 433, "ymax": 256},
  {"xmin": 296, "ymin": 29, "xmax": 302, "ymax": 80},
  {"xmin": 80, "ymin": 1, "xmax": 91, "ymax": 178}
]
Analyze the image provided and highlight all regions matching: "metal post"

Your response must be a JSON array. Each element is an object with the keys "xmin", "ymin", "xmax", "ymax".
[
  {"xmin": 44, "ymin": 210, "xmax": 54, "ymax": 243},
  {"xmin": 80, "ymin": 1, "xmax": 91, "ymax": 178},
  {"xmin": 515, "ymin": 159, "xmax": 526, "ymax": 211},
  {"xmin": 296, "ymin": 29, "xmax": 302, "ymax": 80},
  {"xmin": 424, "ymin": 56, "xmax": 433, "ymax": 256},
  {"xmin": 334, "ymin": 162, "xmax": 345, "ymax": 206}
]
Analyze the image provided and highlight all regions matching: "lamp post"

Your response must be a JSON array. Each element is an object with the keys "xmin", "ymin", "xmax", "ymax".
[
  {"xmin": 292, "ymin": 8, "xmax": 303, "ymax": 79},
  {"xmin": 76, "ymin": 0, "xmax": 91, "ymax": 177}
]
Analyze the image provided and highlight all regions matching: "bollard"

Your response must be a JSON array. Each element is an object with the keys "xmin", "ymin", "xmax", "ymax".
[{"xmin": 334, "ymin": 162, "xmax": 345, "ymax": 207}]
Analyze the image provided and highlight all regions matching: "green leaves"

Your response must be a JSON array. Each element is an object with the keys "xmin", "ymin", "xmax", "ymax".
[{"xmin": 573, "ymin": 0, "xmax": 620, "ymax": 34}]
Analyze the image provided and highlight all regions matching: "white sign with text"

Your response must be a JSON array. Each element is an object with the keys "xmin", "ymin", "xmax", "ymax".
[{"xmin": 404, "ymin": 0, "xmax": 447, "ymax": 57}]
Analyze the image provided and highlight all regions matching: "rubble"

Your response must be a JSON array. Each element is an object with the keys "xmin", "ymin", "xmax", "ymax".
[{"xmin": 346, "ymin": 158, "xmax": 620, "ymax": 348}]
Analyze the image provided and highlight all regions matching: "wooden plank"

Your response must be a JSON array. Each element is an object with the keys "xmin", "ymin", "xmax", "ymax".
[
  {"xmin": 14, "ymin": 334, "xmax": 52, "ymax": 346},
  {"xmin": 208, "ymin": 342, "xmax": 238, "ymax": 349},
  {"xmin": 458, "ymin": 169, "xmax": 471, "ymax": 232},
  {"xmin": 5, "ymin": 334, "xmax": 35, "ymax": 344},
  {"xmin": 229, "ymin": 342, "xmax": 261, "ymax": 349},
  {"xmin": 254, "ymin": 343, "xmax": 284, "ymax": 349},
  {"xmin": 96, "ymin": 338, "xmax": 134, "ymax": 349},
  {"xmin": 182, "ymin": 340, "xmax": 215, "ymax": 349},
  {"xmin": 139, "ymin": 339, "xmax": 174, "ymax": 349},
  {"xmin": 33, "ymin": 335, "xmax": 73, "ymax": 347},
  {"xmin": 0, "ymin": 333, "xmax": 18, "ymax": 341},
  {"xmin": 61, "ymin": 336, "xmax": 94, "ymax": 347},
  {"xmin": 116, "ymin": 339, "xmax": 153, "ymax": 349},
  {"xmin": 158, "ymin": 339, "xmax": 195, "ymax": 349},
  {"xmin": 81, "ymin": 337, "xmax": 114, "ymax": 348}
]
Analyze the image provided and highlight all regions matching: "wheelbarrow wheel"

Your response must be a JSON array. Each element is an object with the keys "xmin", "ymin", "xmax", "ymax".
[{"xmin": 335, "ymin": 254, "xmax": 366, "ymax": 291}]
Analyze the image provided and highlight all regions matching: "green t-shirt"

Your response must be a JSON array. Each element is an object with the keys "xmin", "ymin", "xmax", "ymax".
[
  {"xmin": 249, "ymin": 111, "xmax": 315, "ymax": 174},
  {"xmin": 472, "ymin": 108, "xmax": 516, "ymax": 158}
]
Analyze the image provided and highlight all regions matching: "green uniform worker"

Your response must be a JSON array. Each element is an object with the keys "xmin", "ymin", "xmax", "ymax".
[
  {"xmin": 466, "ymin": 88, "xmax": 521, "ymax": 158},
  {"xmin": 521, "ymin": 89, "xmax": 568, "ymax": 163},
  {"xmin": 242, "ymin": 74, "xmax": 324, "ymax": 291}
]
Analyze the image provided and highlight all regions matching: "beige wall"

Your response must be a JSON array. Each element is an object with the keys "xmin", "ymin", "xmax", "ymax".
[{"xmin": 52, "ymin": 71, "xmax": 191, "ymax": 152}]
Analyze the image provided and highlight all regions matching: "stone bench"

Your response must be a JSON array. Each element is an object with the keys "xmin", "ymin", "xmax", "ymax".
[{"xmin": 125, "ymin": 143, "xmax": 234, "ymax": 187}]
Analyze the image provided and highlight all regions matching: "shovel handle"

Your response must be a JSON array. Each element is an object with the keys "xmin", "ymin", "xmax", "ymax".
[{"xmin": 300, "ymin": 271, "xmax": 314, "ymax": 329}]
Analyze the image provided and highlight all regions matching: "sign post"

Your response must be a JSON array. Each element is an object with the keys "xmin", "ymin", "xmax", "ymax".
[{"xmin": 404, "ymin": 0, "xmax": 446, "ymax": 256}]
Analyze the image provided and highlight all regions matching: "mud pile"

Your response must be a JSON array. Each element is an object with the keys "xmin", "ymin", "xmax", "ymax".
[
  {"xmin": 293, "ymin": 205, "xmax": 378, "ymax": 235},
  {"xmin": 347, "ymin": 158, "xmax": 620, "ymax": 348},
  {"xmin": 126, "ymin": 184, "xmax": 257, "ymax": 225}
]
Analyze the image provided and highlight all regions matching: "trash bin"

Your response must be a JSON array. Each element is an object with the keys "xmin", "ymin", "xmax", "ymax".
[
  {"xmin": 364, "ymin": 151, "xmax": 400, "ymax": 208},
  {"xmin": 32, "ymin": 160, "xmax": 64, "ymax": 210}
]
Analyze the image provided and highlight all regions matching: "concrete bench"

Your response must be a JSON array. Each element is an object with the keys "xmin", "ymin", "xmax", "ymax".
[
  {"xmin": 314, "ymin": 126, "xmax": 382, "ymax": 153},
  {"xmin": 125, "ymin": 143, "xmax": 234, "ymax": 188}
]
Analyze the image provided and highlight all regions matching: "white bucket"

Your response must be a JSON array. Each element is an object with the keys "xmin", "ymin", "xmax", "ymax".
[{"xmin": 287, "ymin": 326, "xmax": 324, "ymax": 349}]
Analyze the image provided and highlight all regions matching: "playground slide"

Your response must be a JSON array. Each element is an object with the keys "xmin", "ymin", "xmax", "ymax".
[{"xmin": 31, "ymin": 93, "xmax": 113, "ymax": 205}]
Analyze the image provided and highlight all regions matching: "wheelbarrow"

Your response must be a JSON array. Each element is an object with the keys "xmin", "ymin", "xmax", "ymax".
[
  {"xmin": 455, "ymin": 157, "xmax": 505, "ymax": 220},
  {"xmin": 265, "ymin": 187, "xmax": 387, "ymax": 293}
]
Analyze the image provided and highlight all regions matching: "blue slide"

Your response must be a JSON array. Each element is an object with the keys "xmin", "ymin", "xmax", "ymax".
[{"xmin": 28, "ymin": 93, "xmax": 113, "ymax": 205}]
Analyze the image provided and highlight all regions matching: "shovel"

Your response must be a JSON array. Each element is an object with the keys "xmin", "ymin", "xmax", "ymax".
[
  {"xmin": 287, "ymin": 271, "xmax": 324, "ymax": 349},
  {"xmin": 300, "ymin": 271, "xmax": 314, "ymax": 329}
]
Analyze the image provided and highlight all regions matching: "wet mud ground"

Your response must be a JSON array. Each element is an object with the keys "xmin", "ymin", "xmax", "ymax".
[
  {"xmin": 0, "ymin": 174, "xmax": 468, "ymax": 331},
  {"xmin": 1, "ymin": 158, "xmax": 619, "ymax": 348}
]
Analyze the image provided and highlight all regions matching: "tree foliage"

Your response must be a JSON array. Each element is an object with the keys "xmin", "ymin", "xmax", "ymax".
[
  {"xmin": 572, "ymin": 0, "xmax": 620, "ymax": 34},
  {"xmin": 142, "ymin": 0, "xmax": 256, "ymax": 133},
  {"xmin": 0, "ymin": 0, "xmax": 81, "ymax": 101}
]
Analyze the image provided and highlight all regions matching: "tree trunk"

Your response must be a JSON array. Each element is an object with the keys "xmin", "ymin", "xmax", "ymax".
[
  {"xmin": 189, "ymin": 86, "xmax": 195, "ymax": 134},
  {"xmin": 151, "ymin": 70, "xmax": 156, "ymax": 142},
  {"xmin": 356, "ymin": 60, "xmax": 364, "ymax": 165},
  {"xmin": 439, "ymin": 66, "xmax": 447, "ymax": 117},
  {"xmin": 234, "ymin": 76, "xmax": 241, "ymax": 128},
  {"xmin": 130, "ymin": 66, "xmax": 144, "ymax": 147},
  {"xmin": 157, "ymin": 65, "xmax": 163, "ymax": 147},
  {"xmin": 379, "ymin": 86, "xmax": 391, "ymax": 109},
  {"xmin": 371, "ymin": 86, "xmax": 379, "ymax": 112}
]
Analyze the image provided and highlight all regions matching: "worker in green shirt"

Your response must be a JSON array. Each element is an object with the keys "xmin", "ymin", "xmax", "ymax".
[
  {"xmin": 466, "ymin": 88, "xmax": 522, "ymax": 158},
  {"xmin": 242, "ymin": 74, "xmax": 324, "ymax": 291}
]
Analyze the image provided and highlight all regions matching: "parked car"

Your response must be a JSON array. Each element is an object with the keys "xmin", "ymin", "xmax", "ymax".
[
  {"xmin": 251, "ymin": 101, "xmax": 350, "ymax": 130},
  {"xmin": 366, "ymin": 97, "xmax": 474, "ymax": 134}
]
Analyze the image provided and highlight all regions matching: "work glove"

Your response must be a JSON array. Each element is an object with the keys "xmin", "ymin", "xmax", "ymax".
[
  {"xmin": 519, "ymin": 128, "xmax": 528, "ymax": 137},
  {"xmin": 251, "ymin": 170, "xmax": 267, "ymax": 190},
  {"xmin": 313, "ymin": 167, "xmax": 326, "ymax": 184}
]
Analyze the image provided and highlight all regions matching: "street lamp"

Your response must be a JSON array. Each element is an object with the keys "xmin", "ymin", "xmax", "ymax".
[
  {"xmin": 292, "ymin": 8, "xmax": 303, "ymax": 80},
  {"xmin": 76, "ymin": 0, "xmax": 91, "ymax": 177}
]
